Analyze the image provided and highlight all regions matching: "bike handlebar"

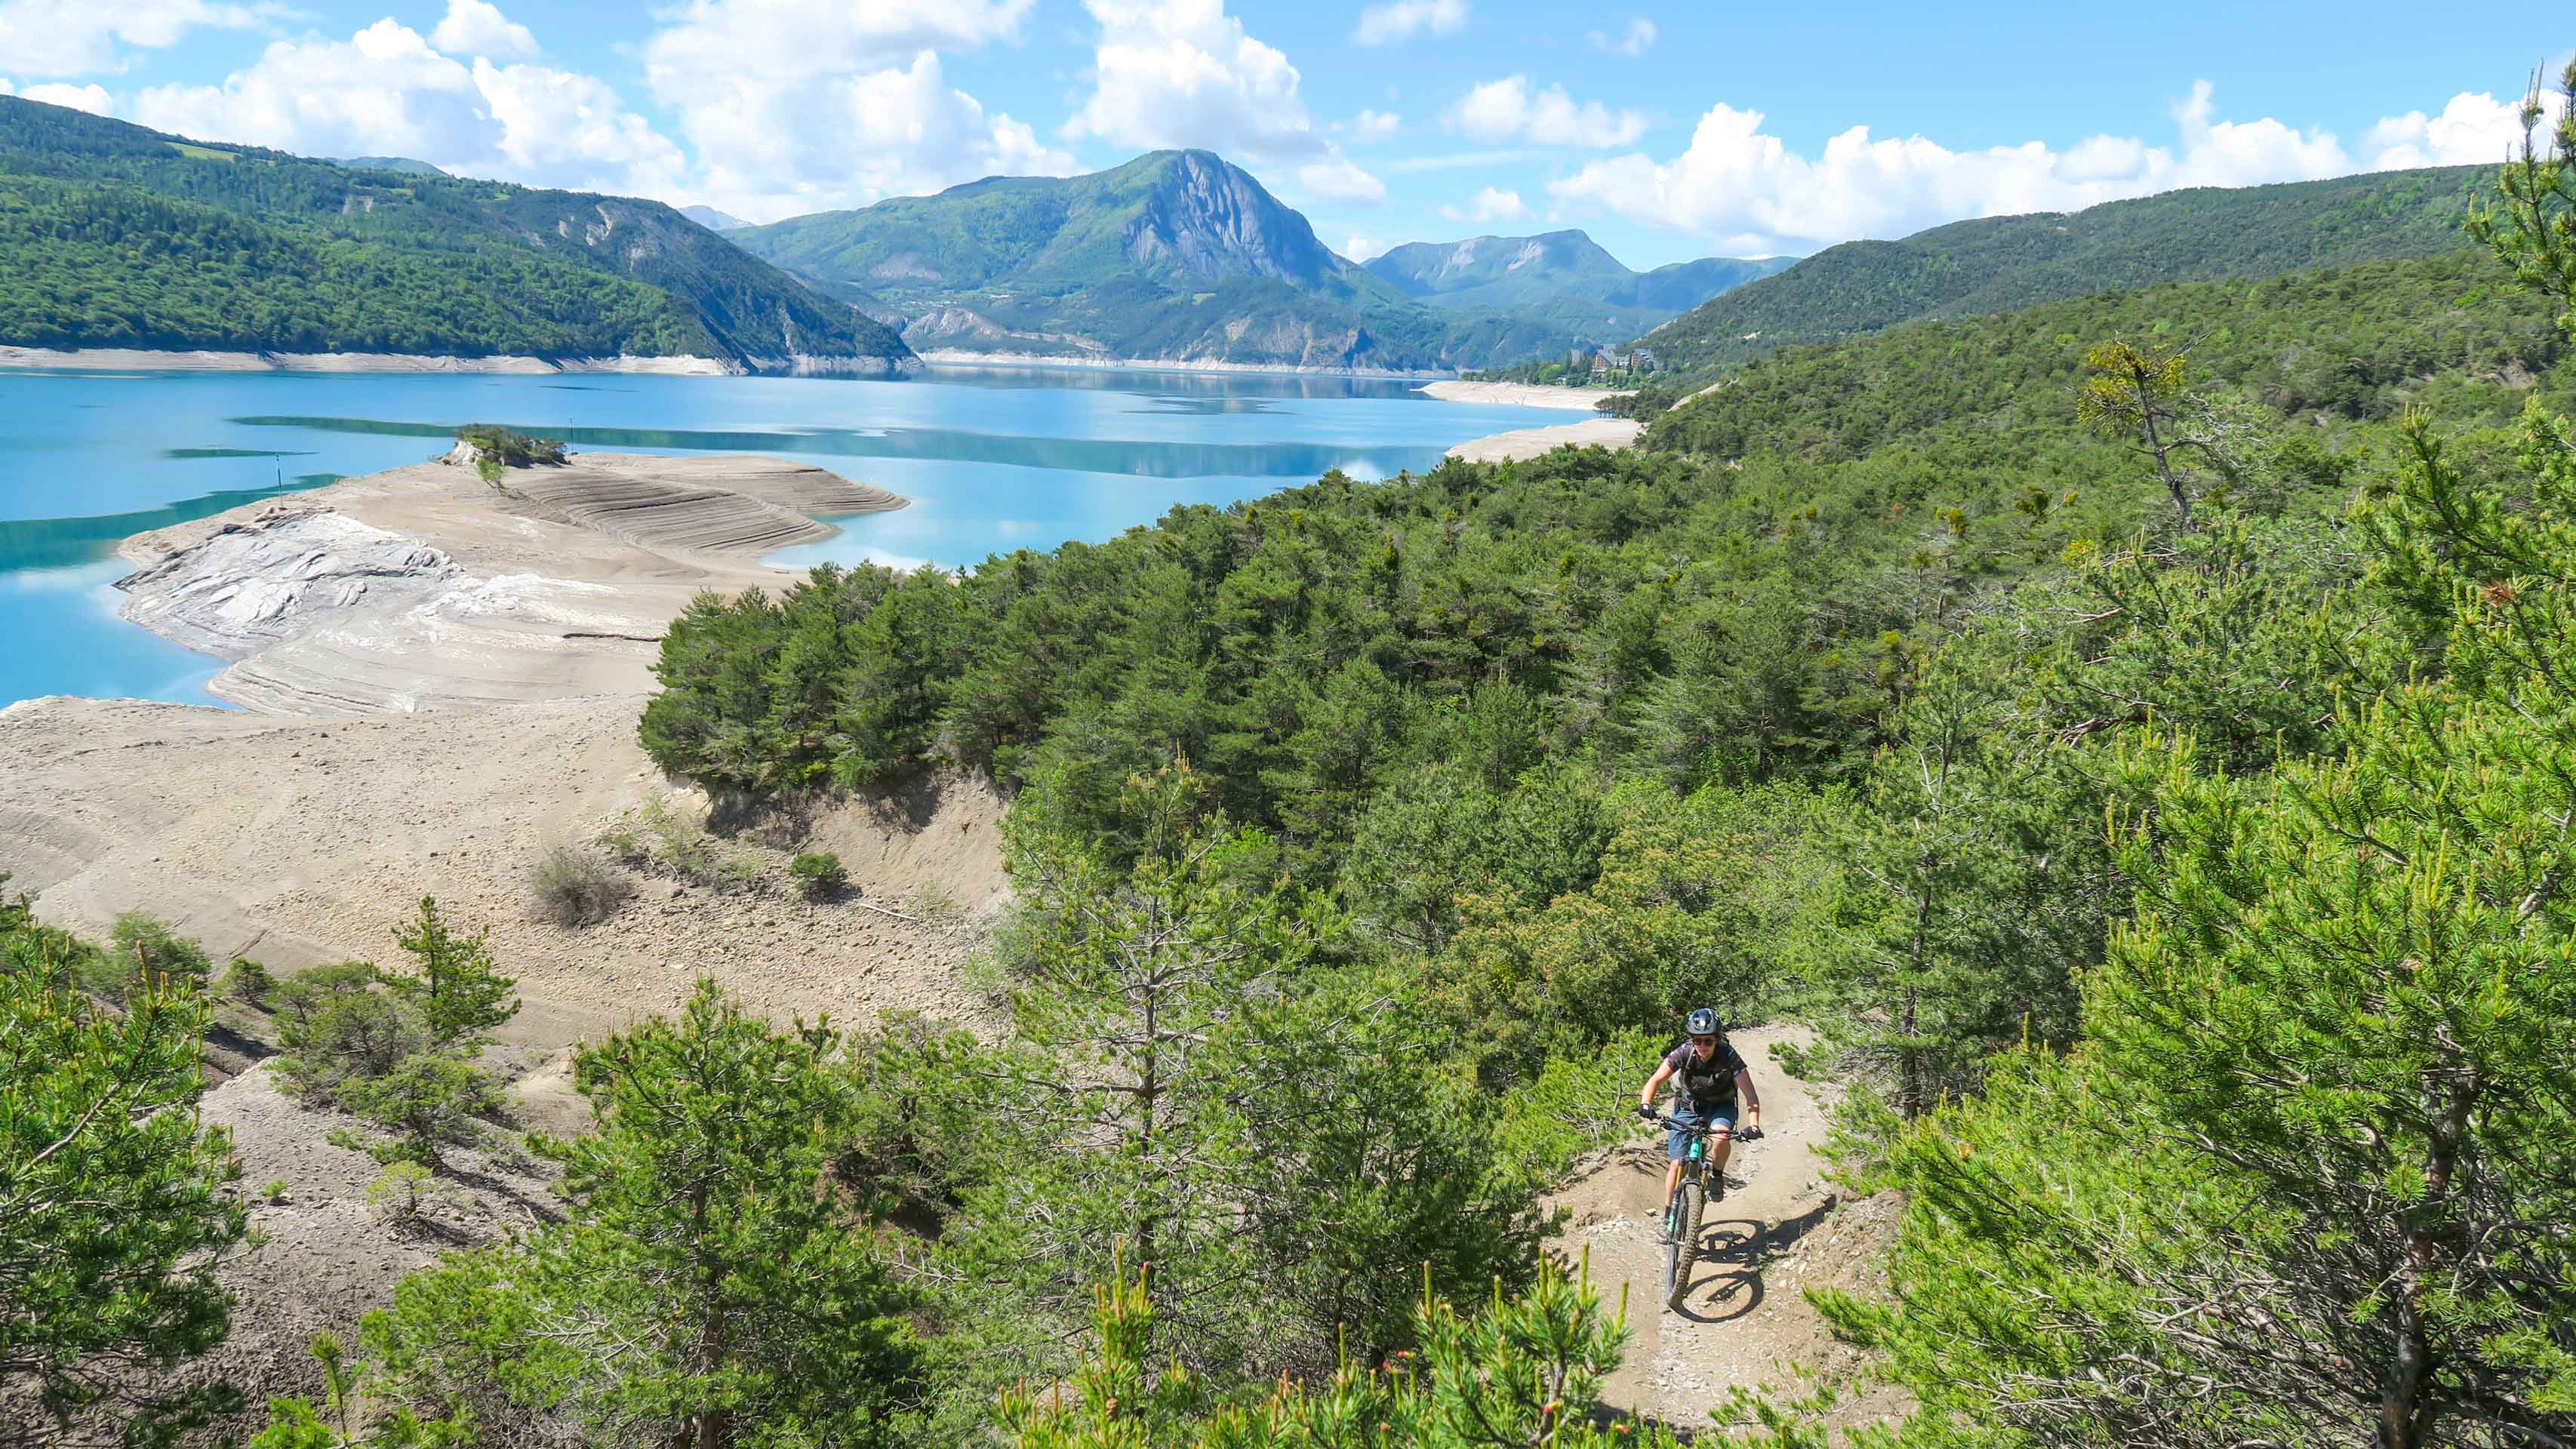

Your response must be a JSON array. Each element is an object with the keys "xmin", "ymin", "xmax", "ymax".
[{"xmin": 1638, "ymin": 1106, "xmax": 1762, "ymax": 1141}]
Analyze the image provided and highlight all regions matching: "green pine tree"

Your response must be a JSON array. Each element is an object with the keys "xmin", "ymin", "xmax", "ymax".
[
  {"xmin": 1002, "ymin": 1256, "xmax": 1676, "ymax": 1449},
  {"xmin": 352, "ymin": 982, "xmax": 922, "ymax": 1448},
  {"xmin": 1, "ymin": 887, "xmax": 248, "ymax": 1445},
  {"xmin": 385, "ymin": 898, "xmax": 515, "ymax": 1051}
]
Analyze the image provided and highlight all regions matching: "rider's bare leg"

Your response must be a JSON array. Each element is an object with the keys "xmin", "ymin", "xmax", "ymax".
[
  {"xmin": 1663, "ymin": 1156, "xmax": 1684, "ymax": 1201},
  {"xmin": 1708, "ymin": 1128, "xmax": 1734, "ymax": 1179}
]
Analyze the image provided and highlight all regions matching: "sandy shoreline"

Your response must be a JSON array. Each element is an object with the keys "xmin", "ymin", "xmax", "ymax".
[
  {"xmin": 1417, "ymin": 379, "xmax": 1633, "ymax": 411},
  {"xmin": 1421, "ymin": 380, "xmax": 1639, "ymax": 460},
  {"xmin": 0, "ymin": 345, "xmax": 919, "ymax": 377},
  {"xmin": 1446, "ymin": 416, "xmax": 1642, "ymax": 463}
]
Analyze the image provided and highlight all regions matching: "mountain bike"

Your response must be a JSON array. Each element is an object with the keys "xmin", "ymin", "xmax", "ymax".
[{"xmin": 1645, "ymin": 1109, "xmax": 1762, "ymax": 1309}]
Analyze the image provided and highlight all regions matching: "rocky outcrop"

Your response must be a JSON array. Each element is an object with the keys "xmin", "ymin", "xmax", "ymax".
[
  {"xmin": 115, "ymin": 508, "xmax": 463, "ymax": 660},
  {"xmin": 1123, "ymin": 149, "xmax": 1342, "ymax": 286}
]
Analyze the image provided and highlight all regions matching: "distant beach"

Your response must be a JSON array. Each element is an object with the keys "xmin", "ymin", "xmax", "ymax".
[
  {"xmin": 1423, "ymin": 380, "xmax": 1639, "ymax": 460},
  {"xmin": 0, "ymin": 346, "xmax": 916, "ymax": 377}
]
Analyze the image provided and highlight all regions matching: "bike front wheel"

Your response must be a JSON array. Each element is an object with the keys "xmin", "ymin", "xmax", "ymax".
[{"xmin": 1666, "ymin": 1178, "xmax": 1703, "ymax": 1308}]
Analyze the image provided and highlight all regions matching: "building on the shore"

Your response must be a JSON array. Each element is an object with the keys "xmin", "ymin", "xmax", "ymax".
[
  {"xmin": 1630, "ymin": 346, "xmax": 1661, "ymax": 375},
  {"xmin": 1589, "ymin": 347, "xmax": 1630, "ymax": 383}
]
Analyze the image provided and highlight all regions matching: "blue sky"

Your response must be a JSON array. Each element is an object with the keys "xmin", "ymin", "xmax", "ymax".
[{"xmin": 0, "ymin": 1, "xmax": 2563, "ymax": 268}]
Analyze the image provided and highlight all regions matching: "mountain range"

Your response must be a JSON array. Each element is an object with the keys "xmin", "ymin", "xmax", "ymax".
[
  {"xmin": 1640, "ymin": 165, "xmax": 2491, "ymax": 375},
  {"xmin": 0, "ymin": 91, "xmax": 2503, "ymax": 383},
  {"xmin": 727, "ymin": 152, "xmax": 1780, "ymax": 373},
  {"xmin": 732, "ymin": 151, "xmax": 1513, "ymax": 371},
  {"xmin": 1362, "ymin": 232, "xmax": 1792, "ymax": 344},
  {"xmin": 0, "ymin": 97, "xmax": 913, "ymax": 372}
]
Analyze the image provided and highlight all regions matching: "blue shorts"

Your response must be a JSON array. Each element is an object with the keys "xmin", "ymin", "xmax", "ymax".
[{"xmin": 1667, "ymin": 1102, "xmax": 1736, "ymax": 1161}]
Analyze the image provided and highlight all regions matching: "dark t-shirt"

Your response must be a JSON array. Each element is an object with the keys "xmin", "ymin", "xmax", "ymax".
[{"xmin": 1663, "ymin": 1038, "xmax": 1748, "ymax": 1109}]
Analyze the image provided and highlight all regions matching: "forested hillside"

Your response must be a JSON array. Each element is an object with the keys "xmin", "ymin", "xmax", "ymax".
[
  {"xmin": 1645, "ymin": 248, "xmax": 2567, "ymax": 458},
  {"xmin": 734, "ymin": 150, "xmax": 1570, "ymax": 371},
  {"xmin": 14, "ymin": 69, "xmax": 2576, "ymax": 1449},
  {"xmin": 1645, "ymin": 163, "xmax": 2486, "ymax": 374},
  {"xmin": 614, "ymin": 93, "xmax": 2576, "ymax": 1446},
  {"xmin": 0, "ymin": 97, "xmax": 913, "ymax": 368}
]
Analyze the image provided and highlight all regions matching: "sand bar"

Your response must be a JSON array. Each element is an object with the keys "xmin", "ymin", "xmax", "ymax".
[{"xmin": 1445, "ymin": 417, "xmax": 1642, "ymax": 463}]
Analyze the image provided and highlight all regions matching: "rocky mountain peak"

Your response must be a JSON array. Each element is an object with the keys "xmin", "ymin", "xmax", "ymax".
[{"xmin": 1119, "ymin": 149, "xmax": 1340, "ymax": 286}]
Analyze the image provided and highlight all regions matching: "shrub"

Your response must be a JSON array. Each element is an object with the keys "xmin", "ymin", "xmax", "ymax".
[
  {"xmin": 275, "ymin": 969, "xmax": 427, "ymax": 1103},
  {"xmin": 110, "ymin": 912, "xmax": 212, "ymax": 990},
  {"xmin": 454, "ymin": 423, "xmax": 567, "ymax": 467},
  {"xmin": 220, "ymin": 957, "xmax": 276, "ymax": 1008},
  {"xmin": 602, "ymin": 797, "xmax": 765, "ymax": 894},
  {"xmin": 907, "ymin": 880, "xmax": 967, "ymax": 929},
  {"xmin": 365, "ymin": 1160, "xmax": 449, "ymax": 1226},
  {"xmin": 789, "ymin": 851, "xmax": 849, "ymax": 901},
  {"xmin": 531, "ymin": 844, "xmax": 632, "ymax": 927},
  {"xmin": 341, "ymin": 1052, "xmax": 504, "ymax": 1168}
]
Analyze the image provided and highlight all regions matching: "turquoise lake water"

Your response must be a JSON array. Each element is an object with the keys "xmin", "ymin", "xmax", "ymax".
[{"xmin": 0, "ymin": 366, "xmax": 1564, "ymax": 708}]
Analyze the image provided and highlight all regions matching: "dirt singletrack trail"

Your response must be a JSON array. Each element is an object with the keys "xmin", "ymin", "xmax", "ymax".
[{"xmin": 1550, "ymin": 1025, "xmax": 1905, "ymax": 1435}]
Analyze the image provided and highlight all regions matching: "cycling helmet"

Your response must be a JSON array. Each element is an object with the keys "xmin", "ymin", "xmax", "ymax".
[{"xmin": 1684, "ymin": 1008, "xmax": 1721, "ymax": 1037}]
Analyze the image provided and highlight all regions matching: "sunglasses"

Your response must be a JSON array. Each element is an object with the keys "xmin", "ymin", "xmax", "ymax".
[{"xmin": 1689, "ymin": 1034, "xmax": 1718, "ymax": 1045}]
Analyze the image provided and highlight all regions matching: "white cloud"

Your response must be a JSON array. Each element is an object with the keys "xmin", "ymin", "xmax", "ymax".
[
  {"xmin": 470, "ymin": 59, "xmax": 690, "ymax": 195},
  {"xmin": 0, "ymin": 78, "xmax": 115, "ymax": 114},
  {"xmin": 1447, "ymin": 75, "xmax": 1646, "ymax": 149},
  {"xmin": 1353, "ymin": 0, "xmax": 1466, "ymax": 46},
  {"xmin": 1300, "ymin": 156, "xmax": 1386, "ymax": 203},
  {"xmin": 1547, "ymin": 82, "xmax": 2511, "ymax": 255},
  {"xmin": 430, "ymin": 0, "xmax": 537, "ymax": 60},
  {"xmin": 1064, "ymin": 0, "xmax": 1380, "ymax": 210},
  {"xmin": 0, "ymin": 0, "xmax": 275, "ymax": 80},
  {"xmin": 2362, "ymin": 90, "xmax": 2532, "ymax": 169},
  {"xmin": 677, "ymin": 49, "xmax": 1072, "ymax": 220},
  {"xmin": 1352, "ymin": 108, "xmax": 1402, "ymax": 142},
  {"xmin": 130, "ymin": 17, "xmax": 686, "ymax": 196},
  {"xmin": 1441, "ymin": 185, "xmax": 1529, "ymax": 223},
  {"xmin": 1340, "ymin": 231, "xmax": 1388, "ymax": 261},
  {"xmin": 134, "ymin": 21, "xmax": 491, "ymax": 160},
  {"xmin": 640, "ymin": 0, "xmax": 1057, "ymax": 217},
  {"xmin": 1587, "ymin": 18, "xmax": 1654, "ymax": 57},
  {"xmin": 1066, "ymin": 0, "xmax": 1319, "ymax": 158}
]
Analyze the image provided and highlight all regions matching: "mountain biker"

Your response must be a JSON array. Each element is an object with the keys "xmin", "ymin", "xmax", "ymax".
[{"xmin": 1636, "ymin": 1008, "xmax": 1762, "ymax": 1205}]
